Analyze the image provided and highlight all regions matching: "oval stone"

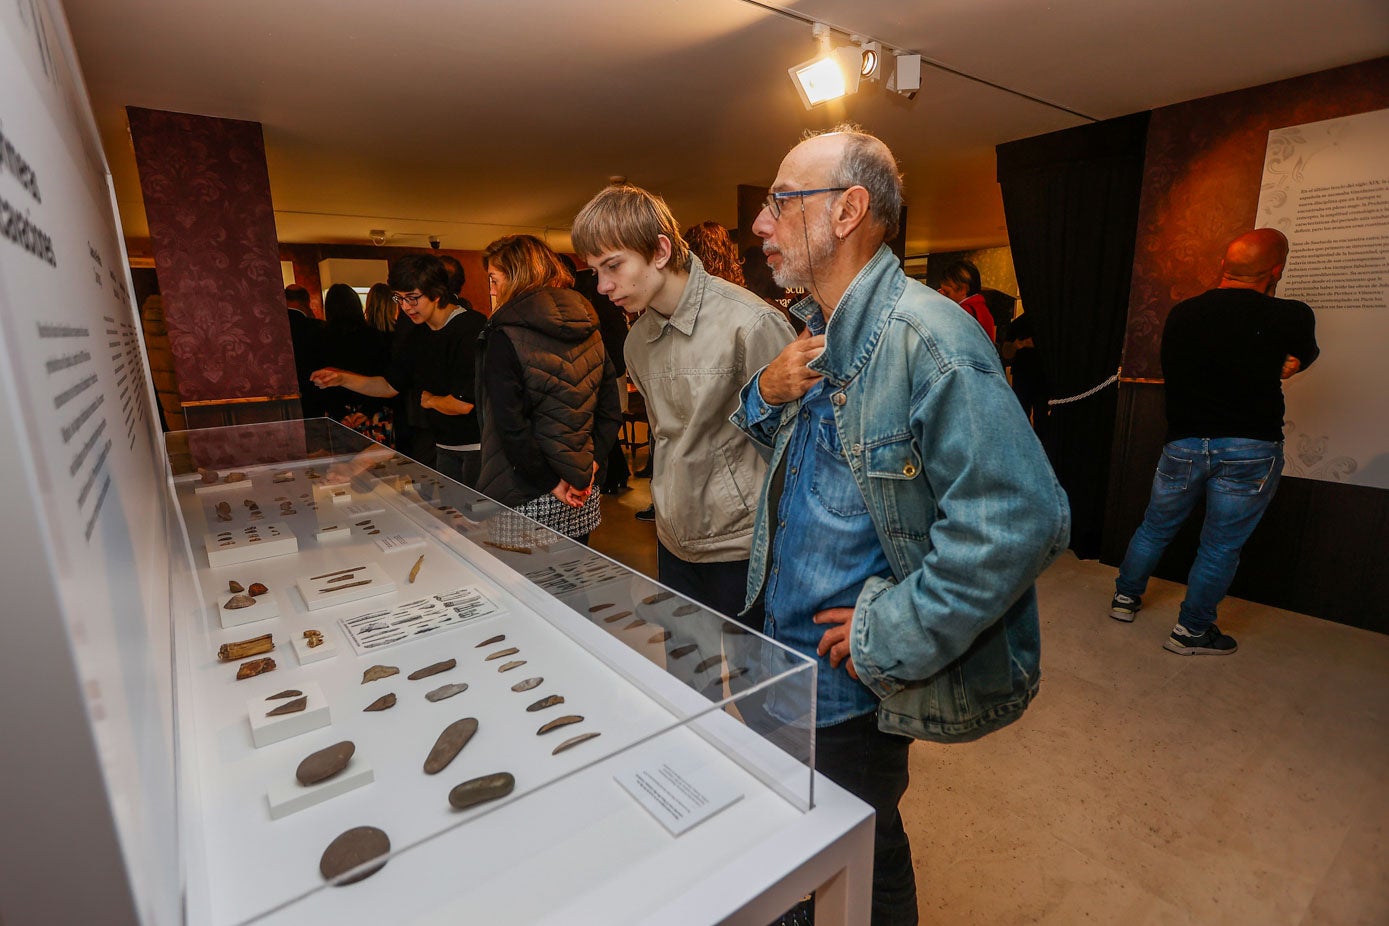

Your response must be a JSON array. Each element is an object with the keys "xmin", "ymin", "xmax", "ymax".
[
  {"xmin": 536, "ymin": 715, "xmax": 583, "ymax": 735},
  {"xmin": 448, "ymin": 772, "xmax": 515, "ymax": 811},
  {"xmin": 424, "ymin": 717, "xmax": 478, "ymax": 775},
  {"xmin": 319, "ymin": 825, "xmax": 390, "ymax": 885},
  {"xmin": 695, "ymin": 655, "xmax": 725, "ymax": 673},
  {"xmin": 425, "ymin": 682, "xmax": 469, "ymax": 703},
  {"xmin": 297, "ymin": 741, "xmax": 355, "ymax": 785},
  {"xmin": 526, "ymin": 694, "xmax": 564, "ymax": 712},
  {"xmin": 408, "ymin": 658, "xmax": 457, "ymax": 681},
  {"xmin": 510, "ymin": 677, "xmax": 543, "ymax": 693},
  {"xmin": 669, "ymin": 643, "xmax": 698, "ymax": 659}
]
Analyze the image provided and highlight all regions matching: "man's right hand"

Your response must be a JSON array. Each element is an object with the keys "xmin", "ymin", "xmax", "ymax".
[
  {"xmin": 758, "ymin": 329, "xmax": 826, "ymax": 405},
  {"xmin": 1280, "ymin": 355, "xmax": 1302, "ymax": 380}
]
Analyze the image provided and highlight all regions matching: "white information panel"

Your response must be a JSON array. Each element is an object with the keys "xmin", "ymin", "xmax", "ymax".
[
  {"xmin": 1257, "ymin": 107, "xmax": 1389, "ymax": 488},
  {"xmin": 0, "ymin": 2, "xmax": 179, "ymax": 924}
]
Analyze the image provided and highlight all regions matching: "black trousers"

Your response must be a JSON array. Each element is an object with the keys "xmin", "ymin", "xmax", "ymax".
[
  {"xmin": 655, "ymin": 543, "xmax": 757, "ymax": 629},
  {"xmin": 816, "ymin": 712, "xmax": 918, "ymax": 926}
]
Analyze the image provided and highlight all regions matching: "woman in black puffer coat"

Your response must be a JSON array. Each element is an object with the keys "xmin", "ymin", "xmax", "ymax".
[{"xmin": 477, "ymin": 234, "xmax": 621, "ymax": 544}]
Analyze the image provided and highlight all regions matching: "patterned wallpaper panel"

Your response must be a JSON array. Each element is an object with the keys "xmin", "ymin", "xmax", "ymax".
[
  {"xmin": 127, "ymin": 107, "xmax": 297, "ymax": 402},
  {"xmin": 1124, "ymin": 58, "xmax": 1389, "ymax": 380}
]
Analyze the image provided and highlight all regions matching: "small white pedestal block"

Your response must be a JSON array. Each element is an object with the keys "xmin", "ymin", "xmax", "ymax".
[
  {"xmin": 341, "ymin": 500, "xmax": 385, "ymax": 519},
  {"xmin": 372, "ymin": 532, "xmax": 425, "ymax": 554},
  {"xmin": 193, "ymin": 477, "xmax": 250, "ymax": 497},
  {"xmin": 296, "ymin": 563, "xmax": 396, "ymax": 611},
  {"xmin": 216, "ymin": 589, "xmax": 281, "ymax": 630},
  {"xmin": 312, "ymin": 482, "xmax": 355, "ymax": 506},
  {"xmin": 291, "ymin": 628, "xmax": 338, "ymax": 665},
  {"xmin": 247, "ymin": 682, "xmax": 330, "ymax": 748},
  {"xmin": 204, "ymin": 522, "xmax": 298, "ymax": 568},
  {"xmin": 314, "ymin": 522, "xmax": 352, "ymax": 543},
  {"xmin": 266, "ymin": 757, "xmax": 373, "ymax": 820}
]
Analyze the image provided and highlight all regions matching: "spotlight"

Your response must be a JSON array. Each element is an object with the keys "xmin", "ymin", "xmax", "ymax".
[
  {"xmin": 858, "ymin": 41, "xmax": 882, "ymax": 81},
  {"xmin": 888, "ymin": 54, "xmax": 922, "ymax": 98},
  {"xmin": 792, "ymin": 46, "xmax": 875, "ymax": 108},
  {"xmin": 788, "ymin": 26, "xmax": 891, "ymax": 109}
]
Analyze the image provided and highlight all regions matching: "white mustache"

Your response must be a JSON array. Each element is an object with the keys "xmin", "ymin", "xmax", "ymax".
[{"xmin": 762, "ymin": 244, "xmax": 780, "ymax": 256}]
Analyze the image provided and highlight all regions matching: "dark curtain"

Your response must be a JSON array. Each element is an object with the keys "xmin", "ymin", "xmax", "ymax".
[{"xmin": 996, "ymin": 112, "xmax": 1149, "ymax": 558}]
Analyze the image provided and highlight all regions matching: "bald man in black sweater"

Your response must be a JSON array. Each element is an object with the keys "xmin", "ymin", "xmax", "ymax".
[{"xmin": 1110, "ymin": 228, "xmax": 1318, "ymax": 656}]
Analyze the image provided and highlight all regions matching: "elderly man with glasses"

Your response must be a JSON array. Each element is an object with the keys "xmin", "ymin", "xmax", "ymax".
[
  {"xmin": 310, "ymin": 254, "xmax": 486, "ymax": 485},
  {"xmin": 733, "ymin": 125, "xmax": 1070, "ymax": 925}
]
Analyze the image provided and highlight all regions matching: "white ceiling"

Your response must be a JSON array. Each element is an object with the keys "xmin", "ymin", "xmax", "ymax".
[{"xmin": 63, "ymin": 0, "xmax": 1389, "ymax": 256}]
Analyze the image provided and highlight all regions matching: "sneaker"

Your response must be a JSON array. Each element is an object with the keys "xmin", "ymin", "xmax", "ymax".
[
  {"xmin": 634, "ymin": 505, "xmax": 655, "ymax": 522},
  {"xmin": 1109, "ymin": 592, "xmax": 1141, "ymax": 622},
  {"xmin": 1163, "ymin": 624, "xmax": 1238, "ymax": 656}
]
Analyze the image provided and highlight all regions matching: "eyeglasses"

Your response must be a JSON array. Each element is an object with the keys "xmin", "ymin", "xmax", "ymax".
[
  {"xmin": 763, "ymin": 187, "xmax": 849, "ymax": 219},
  {"xmin": 391, "ymin": 291, "xmax": 425, "ymax": 307}
]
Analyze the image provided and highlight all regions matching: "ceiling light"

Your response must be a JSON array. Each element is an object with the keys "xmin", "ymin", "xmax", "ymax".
[
  {"xmin": 788, "ymin": 44, "xmax": 867, "ymax": 108},
  {"xmin": 888, "ymin": 53, "xmax": 922, "ymax": 97}
]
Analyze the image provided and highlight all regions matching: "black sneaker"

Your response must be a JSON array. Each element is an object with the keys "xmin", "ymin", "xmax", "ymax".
[
  {"xmin": 634, "ymin": 505, "xmax": 655, "ymax": 522},
  {"xmin": 1110, "ymin": 592, "xmax": 1141, "ymax": 622},
  {"xmin": 1163, "ymin": 624, "xmax": 1238, "ymax": 655}
]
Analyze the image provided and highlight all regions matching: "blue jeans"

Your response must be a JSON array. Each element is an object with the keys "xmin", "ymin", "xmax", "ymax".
[{"xmin": 1117, "ymin": 438, "xmax": 1283, "ymax": 633}]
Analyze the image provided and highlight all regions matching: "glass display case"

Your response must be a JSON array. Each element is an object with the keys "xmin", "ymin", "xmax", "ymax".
[{"xmin": 164, "ymin": 420, "xmax": 869, "ymax": 925}]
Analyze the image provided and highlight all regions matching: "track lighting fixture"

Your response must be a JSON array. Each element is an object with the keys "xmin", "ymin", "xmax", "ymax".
[{"xmin": 787, "ymin": 24, "xmax": 920, "ymax": 109}]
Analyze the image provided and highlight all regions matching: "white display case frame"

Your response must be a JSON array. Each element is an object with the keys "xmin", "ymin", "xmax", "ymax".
[{"xmin": 165, "ymin": 421, "xmax": 873, "ymax": 926}]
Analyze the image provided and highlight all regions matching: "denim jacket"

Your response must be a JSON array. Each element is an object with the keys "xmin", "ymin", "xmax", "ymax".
[{"xmin": 732, "ymin": 245, "xmax": 1070, "ymax": 742}]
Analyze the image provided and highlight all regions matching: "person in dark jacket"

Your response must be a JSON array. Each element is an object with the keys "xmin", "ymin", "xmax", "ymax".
[
  {"xmin": 285, "ymin": 284, "xmax": 326, "ymax": 418},
  {"xmin": 318, "ymin": 283, "xmax": 395, "ymax": 445},
  {"xmin": 478, "ymin": 235, "xmax": 621, "ymax": 543}
]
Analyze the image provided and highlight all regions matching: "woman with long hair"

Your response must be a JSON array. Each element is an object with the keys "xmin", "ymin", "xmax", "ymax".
[
  {"xmin": 683, "ymin": 221, "xmax": 745, "ymax": 287},
  {"xmin": 477, "ymin": 235, "xmax": 621, "ymax": 543},
  {"xmin": 363, "ymin": 282, "xmax": 396, "ymax": 333},
  {"xmin": 319, "ymin": 282, "xmax": 395, "ymax": 445}
]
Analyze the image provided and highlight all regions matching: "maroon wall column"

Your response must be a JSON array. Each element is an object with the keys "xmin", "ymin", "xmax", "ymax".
[{"xmin": 127, "ymin": 107, "xmax": 301, "ymax": 428}]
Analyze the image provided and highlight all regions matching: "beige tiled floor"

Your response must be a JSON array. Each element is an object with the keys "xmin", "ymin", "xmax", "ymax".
[{"xmin": 591, "ymin": 469, "xmax": 1389, "ymax": 925}]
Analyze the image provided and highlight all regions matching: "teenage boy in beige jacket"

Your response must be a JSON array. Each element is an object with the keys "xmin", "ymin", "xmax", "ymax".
[{"xmin": 573, "ymin": 185, "xmax": 793, "ymax": 628}]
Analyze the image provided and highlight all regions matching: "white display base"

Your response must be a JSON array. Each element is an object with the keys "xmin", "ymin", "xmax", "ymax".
[
  {"xmin": 296, "ymin": 563, "xmax": 396, "ymax": 611},
  {"xmin": 314, "ymin": 523, "xmax": 352, "ymax": 543},
  {"xmin": 312, "ymin": 483, "xmax": 354, "ymax": 506},
  {"xmin": 372, "ymin": 532, "xmax": 425, "ymax": 554},
  {"xmin": 341, "ymin": 500, "xmax": 385, "ymax": 519},
  {"xmin": 291, "ymin": 630, "xmax": 338, "ymax": 665},
  {"xmin": 216, "ymin": 589, "xmax": 280, "ymax": 630},
  {"xmin": 247, "ymin": 682, "xmax": 330, "ymax": 748},
  {"xmin": 266, "ymin": 757, "xmax": 373, "ymax": 821},
  {"xmin": 193, "ymin": 478, "xmax": 249, "ymax": 496},
  {"xmin": 204, "ymin": 523, "xmax": 298, "ymax": 568}
]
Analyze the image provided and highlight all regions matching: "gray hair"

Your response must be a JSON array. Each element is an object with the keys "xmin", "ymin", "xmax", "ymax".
[{"xmin": 811, "ymin": 124, "xmax": 903, "ymax": 241}]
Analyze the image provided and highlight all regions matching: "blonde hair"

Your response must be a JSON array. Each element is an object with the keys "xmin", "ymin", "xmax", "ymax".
[
  {"xmin": 363, "ymin": 282, "xmax": 396, "ymax": 332},
  {"xmin": 571, "ymin": 184, "xmax": 691, "ymax": 273},
  {"xmin": 482, "ymin": 235, "xmax": 573, "ymax": 307}
]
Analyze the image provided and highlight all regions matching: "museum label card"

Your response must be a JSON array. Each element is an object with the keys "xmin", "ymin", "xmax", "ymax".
[{"xmin": 614, "ymin": 755, "xmax": 742, "ymax": 837}]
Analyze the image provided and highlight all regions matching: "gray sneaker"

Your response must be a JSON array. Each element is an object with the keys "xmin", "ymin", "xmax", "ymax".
[
  {"xmin": 1110, "ymin": 592, "xmax": 1141, "ymax": 622},
  {"xmin": 1163, "ymin": 624, "xmax": 1238, "ymax": 655}
]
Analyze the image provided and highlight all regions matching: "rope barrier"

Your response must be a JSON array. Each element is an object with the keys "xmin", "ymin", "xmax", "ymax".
[{"xmin": 1047, "ymin": 367, "xmax": 1121, "ymax": 407}]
